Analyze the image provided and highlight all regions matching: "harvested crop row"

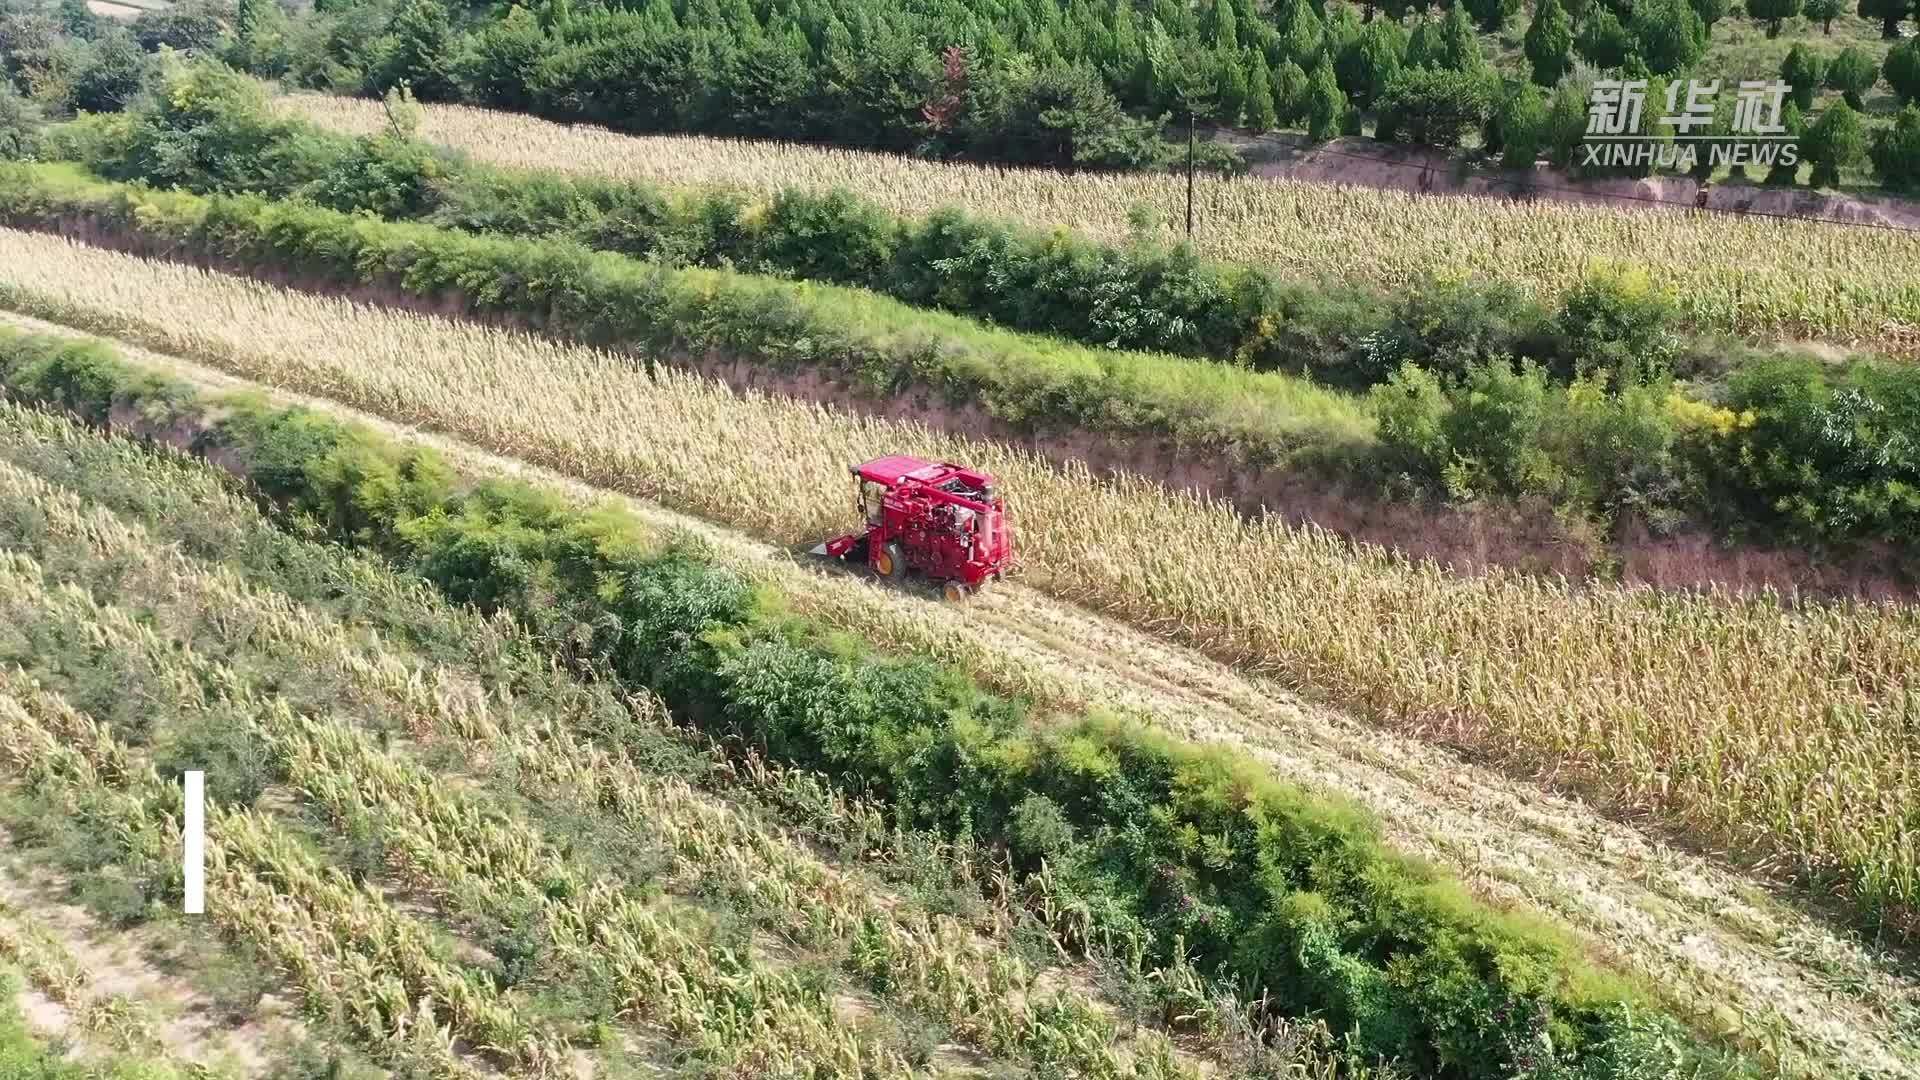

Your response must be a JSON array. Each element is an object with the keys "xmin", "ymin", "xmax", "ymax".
[
  {"xmin": 0, "ymin": 668, "xmax": 517, "ymax": 1080},
  {"xmin": 0, "ymin": 448, "xmax": 1221, "ymax": 1080},
  {"xmin": 284, "ymin": 94, "xmax": 1920, "ymax": 350},
  {"xmin": 2, "ymin": 228, "xmax": 1912, "ymax": 945},
  {"xmin": 2, "ymin": 319, "xmax": 1915, "ymax": 1078}
]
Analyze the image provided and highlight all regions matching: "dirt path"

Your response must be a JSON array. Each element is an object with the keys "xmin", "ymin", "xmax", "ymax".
[
  {"xmin": 5, "ymin": 308, "xmax": 1918, "ymax": 1079},
  {"xmin": 0, "ymin": 849, "xmax": 307, "ymax": 1074}
]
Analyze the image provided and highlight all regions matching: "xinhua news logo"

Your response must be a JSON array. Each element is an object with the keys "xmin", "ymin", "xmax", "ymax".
[{"xmin": 1583, "ymin": 79, "xmax": 1799, "ymax": 171}]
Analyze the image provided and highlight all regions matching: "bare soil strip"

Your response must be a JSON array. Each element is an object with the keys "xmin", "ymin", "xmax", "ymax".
[{"xmin": 3, "ymin": 308, "xmax": 1917, "ymax": 1079}]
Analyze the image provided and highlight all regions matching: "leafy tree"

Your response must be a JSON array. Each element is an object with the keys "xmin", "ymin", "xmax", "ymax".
[
  {"xmin": 1766, "ymin": 100, "xmax": 1804, "ymax": 182},
  {"xmin": 1628, "ymin": 0, "xmax": 1706, "ymax": 75},
  {"xmin": 1826, "ymin": 44, "xmax": 1876, "ymax": 107},
  {"xmin": 1304, "ymin": 52, "xmax": 1345, "ymax": 139},
  {"xmin": 1781, "ymin": 44, "xmax": 1826, "ymax": 109},
  {"xmin": 1884, "ymin": 38, "xmax": 1920, "ymax": 104},
  {"xmin": 1870, "ymin": 102, "xmax": 1920, "ymax": 187},
  {"xmin": 1802, "ymin": 98, "xmax": 1867, "ymax": 184},
  {"xmin": 371, "ymin": 0, "xmax": 457, "ymax": 100},
  {"xmin": 228, "ymin": 0, "xmax": 292, "ymax": 76},
  {"xmin": 56, "ymin": 0, "xmax": 99, "ymax": 40},
  {"xmin": 70, "ymin": 28, "xmax": 147, "ymax": 112},
  {"xmin": 1244, "ymin": 47, "xmax": 1278, "ymax": 128},
  {"xmin": 1376, "ymin": 65, "xmax": 1494, "ymax": 145},
  {"xmin": 1574, "ymin": 8, "xmax": 1632, "ymax": 68},
  {"xmin": 1803, "ymin": 0, "xmax": 1845, "ymax": 31},
  {"xmin": 1747, "ymin": 0, "xmax": 1802, "ymax": 35},
  {"xmin": 0, "ymin": 80, "xmax": 41, "ymax": 159},
  {"xmin": 1858, "ymin": 0, "xmax": 1909, "ymax": 37},
  {"xmin": 1525, "ymin": 0, "xmax": 1573, "ymax": 85},
  {"xmin": 130, "ymin": 0, "xmax": 227, "ymax": 52}
]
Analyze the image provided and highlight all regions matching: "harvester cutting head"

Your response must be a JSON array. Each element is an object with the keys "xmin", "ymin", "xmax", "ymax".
[{"xmin": 810, "ymin": 455, "xmax": 1015, "ymax": 600}]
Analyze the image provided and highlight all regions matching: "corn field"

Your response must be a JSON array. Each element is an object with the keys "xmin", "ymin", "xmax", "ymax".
[
  {"xmin": 3, "ymin": 229, "xmax": 1915, "ymax": 946},
  {"xmin": 0, "ymin": 403, "xmax": 1350, "ymax": 1080},
  {"xmin": 283, "ymin": 94, "xmax": 1920, "ymax": 352}
]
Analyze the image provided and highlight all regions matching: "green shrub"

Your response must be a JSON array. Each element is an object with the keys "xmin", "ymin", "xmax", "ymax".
[
  {"xmin": 1692, "ymin": 354, "xmax": 1920, "ymax": 542},
  {"xmin": 1550, "ymin": 265, "xmax": 1679, "ymax": 380}
]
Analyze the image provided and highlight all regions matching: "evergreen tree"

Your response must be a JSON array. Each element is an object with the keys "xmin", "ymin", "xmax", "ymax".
[
  {"xmin": 1216, "ymin": 42, "xmax": 1250, "ymax": 121},
  {"xmin": 1886, "ymin": 37, "xmax": 1920, "ymax": 104},
  {"xmin": 1435, "ymin": 3, "xmax": 1487, "ymax": 70},
  {"xmin": 1404, "ymin": 16, "xmax": 1440, "ymax": 67},
  {"xmin": 374, "ymin": 0, "xmax": 457, "ymax": 99},
  {"xmin": 1803, "ymin": 98, "xmax": 1866, "ymax": 183},
  {"xmin": 1524, "ymin": 0, "xmax": 1573, "ymax": 85},
  {"xmin": 1628, "ymin": 0, "xmax": 1705, "ymax": 75},
  {"xmin": 1747, "ymin": 0, "xmax": 1802, "ymax": 34},
  {"xmin": 1858, "ymin": 0, "xmax": 1909, "ymax": 37},
  {"xmin": 1870, "ymin": 102, "xmax": 1920, "ymax": 188},
  {"xmin": 1766, "ymin": 100, "xmax": 1804, "ymax": 183},
  {"xmin": 1496, "ymin": 79, "xmax": 1548, "ymax": 166},
  {"xmin": 725, "ymin": 23, "xmax": 816, "ymax": 137},
  {"xmin": 1781, "ymin": 44, "xmax": 1826, "ymax": 109},
  {"xmin": 1690, "ymin": 0, "xmax": 1731, "ymax": 34},
  {"xmin": 1464, "ymin": 0, "xmax": 1520, "ymax": 31},
  {"xmin": 1574, "ymin": 7, "xmax": 1631, "ymax": 67},
  {"xmin": 1336, "ymin": 17, "xmax": 1403, "ymax": 106},
  {"xmin": 1544, "ymin": 76, "xmax": 1591, "ymax": 165},
  {"xmin": 1827, "ymin": 44, "xmax": 1877, "ymax": 107},
  {"xmin": 1245, "ymin": 47, "xmax": 1279, "ymax": 128},
  {"xmin": 1206, "ymin": 0, "xmax": 1238, "ymax": 49},
  {"xmin": 1274, "ymin": 0, "xmax": 1324, "ymax": 65},
  {"xmin": 1803, "ymin": 0, "xmax": 1844, "ymax": 31},
  {"xmin": 1274, "ymin": 56, "xmax": 1309, "ymax": 121},
  {"xmin": 1305, "ymin": 52, "xmax": 1345, "ymax": 138}
]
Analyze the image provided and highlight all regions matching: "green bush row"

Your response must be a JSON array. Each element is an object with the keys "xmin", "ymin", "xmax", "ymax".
[
  {"xmin": 0, "ymin": 326, "xmax": 1757, "ymax": 1080},
  {"xmin": 0, "ymin": 157, "xmax": 1377, "ymax": 467},
  {"xmin": 72, "ymin": 67, "xmax": 1681, "ymax": 390},
  {"xmin": 10, "ymin": 140, "xmax": 1920, "ymax": 548}
]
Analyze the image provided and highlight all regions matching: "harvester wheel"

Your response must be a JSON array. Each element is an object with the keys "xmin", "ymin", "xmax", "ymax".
[
  {"xmin": 877, "ymin": 542, "xmax": 906, "ymax": 580},
  {"xmin": 942, "ymin": 581, "xmax": 971, "ymax": 603}
]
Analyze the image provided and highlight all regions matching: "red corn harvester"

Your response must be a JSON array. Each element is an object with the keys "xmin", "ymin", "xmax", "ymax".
[{"xmin": 809, "ymin": 455, "xmax": 1016, "ymax": 601}]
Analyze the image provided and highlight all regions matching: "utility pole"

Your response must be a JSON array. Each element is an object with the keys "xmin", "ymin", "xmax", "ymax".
[{"xmin": 1186, "ymin": 109, "xmax": 1196, "ymax": 240}]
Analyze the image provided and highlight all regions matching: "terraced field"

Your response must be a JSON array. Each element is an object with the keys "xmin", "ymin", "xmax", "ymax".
[
  {"xmin": 0, "ymin": 395, "xmax": 1314, "ymax": 1076},
  {"xmin": 285, "ymin": 94, "xmax": 1920, "ymax": 352},
  {"xmin": 2, "ymin": 229, "xmax": 1916, "ymax": 1078}
]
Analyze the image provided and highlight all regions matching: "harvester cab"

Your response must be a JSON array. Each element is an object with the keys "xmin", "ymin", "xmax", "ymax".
[{"xmin": 810, "ymin": 455, "xmax": 1015, "ymax": 600}]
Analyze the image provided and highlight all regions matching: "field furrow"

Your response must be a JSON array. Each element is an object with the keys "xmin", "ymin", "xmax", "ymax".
[{"xmin": 0, "ymin": 244, "xmax": 1914, "ymax": 1075}]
